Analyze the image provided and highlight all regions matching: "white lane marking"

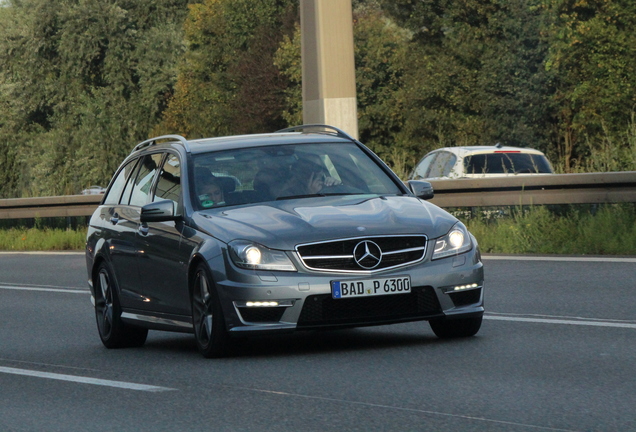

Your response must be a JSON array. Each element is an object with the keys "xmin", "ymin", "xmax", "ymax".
[
  {"xmin": 485, "ymin": 313, "xmax": 636, "ymax": 329},
  {"xmin": 0, "ymin": 251, "xmax": 84, "ymax": 255},
  {"xmin": 0, "ymin": 366, "xmax": 176, "ymax": 392},
  {"xmin": 0, "ymin": 284, "xmax": 88, "ymax": 294},
  {"xmin": 483, "ymin": 255, "xmax": 636, "ymax": 263},
  {"xmin": 237, "ymin": 386, "xmax": 578, "ymax": 432}
]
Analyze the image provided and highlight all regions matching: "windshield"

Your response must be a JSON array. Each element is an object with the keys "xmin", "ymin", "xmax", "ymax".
[
  {"xmin": 191, "ymin": 142, "xmax": 402, "ymax": 209},
  {"xmin": 464, "ymin": 153, "xmax": 553, "ymax": 175}
]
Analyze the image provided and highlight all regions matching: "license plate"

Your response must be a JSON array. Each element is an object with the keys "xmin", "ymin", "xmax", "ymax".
[{"xmin": 331, "ymin": 276, "xmax": 411, "ymax": 299}]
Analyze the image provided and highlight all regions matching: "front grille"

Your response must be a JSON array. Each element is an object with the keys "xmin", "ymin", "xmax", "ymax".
[
  {"xmin": 296, "ymin": 235, "xmax": 427, "ymax": 272},
  {"xmin": 297, "ymin": 286, "xmax": 442, "ymax": 328},
  {"xmin": 449, "ymin": 288, "xmax": 482, "ymax": 307},
  {"xmin": 237, "ymin": 307, "xmax": 286, "ymax": 323}
]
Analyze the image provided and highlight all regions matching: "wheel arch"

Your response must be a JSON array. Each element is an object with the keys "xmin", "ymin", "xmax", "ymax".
[
  {"xmin": 91, "ymin": 254, "xmax": 121, "ymax": 302},
  {"xmin": 187, "ymin": 254, "xmax": 212, "ymax": 300}
]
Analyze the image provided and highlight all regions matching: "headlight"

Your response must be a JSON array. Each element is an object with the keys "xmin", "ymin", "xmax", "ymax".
[
  {"xmin": 229, "ymin": 240, "xmax": 297, "ymax": 271},
  {"xmin": 432, "ymin": 222, "xmax": 473, "ymax": 260}
]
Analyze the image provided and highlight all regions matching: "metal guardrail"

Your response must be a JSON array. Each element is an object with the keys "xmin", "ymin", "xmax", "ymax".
[
  {"xmin": 0, "ymin": 172, "xmax": 634, "ymax": 220},
  {"xmin": 0, "ymin": 194, "xmax": 103, "ymax": 219},
  {"xmin": 427, "ymin": 171, "xmax": 636, "ymax": 207}
]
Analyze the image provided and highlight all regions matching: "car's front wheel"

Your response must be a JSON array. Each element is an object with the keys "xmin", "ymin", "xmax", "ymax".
[
  {"xmin": 191, "ymin": 264, "xmax": 229, "ymax": 358},
  {"xmin": 94, "ymin": 262, "xmax": 148, "ymax": 348},
  {"xmin": 429, "ymin": 316, "xmax": 482, "ymax": 338}
]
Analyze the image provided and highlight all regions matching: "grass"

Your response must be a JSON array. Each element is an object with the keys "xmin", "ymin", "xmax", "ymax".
[
  {"xmin": 462, "ymin": 204, "xmax": 636, "ymax": 255},
  {"xmin": 0, "ymin": 227, "xmax": 87, "ymax": 251},
  {"xmin": 0, "ymin": 204, "xmax": 634, "ymax": 255}
]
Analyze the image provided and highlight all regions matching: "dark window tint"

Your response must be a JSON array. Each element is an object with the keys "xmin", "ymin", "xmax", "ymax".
[
  {"xmin": 128, "ymin": 153, "xmax": 164, "ymax": 207},
  {"xmin": 464, "ymin": 153, "xmax": 553, "ymax": 174},
  {"xmin": 103, "ymin": 159, "xmax": 139, "ymax": 205}
]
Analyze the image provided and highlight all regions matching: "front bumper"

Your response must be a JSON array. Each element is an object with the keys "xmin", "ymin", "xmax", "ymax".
[{"xmin": 211, "ymin": 246, "xmax": 484, "ymax": 335}]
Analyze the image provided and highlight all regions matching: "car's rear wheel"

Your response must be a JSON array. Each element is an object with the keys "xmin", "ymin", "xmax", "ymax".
[
  {"xmin": 94, "ymin": 262, "xmax": 148, "ymax": 348},
  {"xmin": 429, "ymin": 316, "xmax": 482, "ymax": 338},
  {"xmin": 191, "ymin": 264, "xmax": 229, "ymax": 358}
]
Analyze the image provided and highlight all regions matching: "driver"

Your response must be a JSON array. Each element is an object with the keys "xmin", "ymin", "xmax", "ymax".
[{"xmin": 282, "ymin": 158, "xmax": 340, "ymax": 196}]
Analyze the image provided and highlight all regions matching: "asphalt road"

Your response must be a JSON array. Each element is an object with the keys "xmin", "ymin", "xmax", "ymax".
[{"xmin": 1, "ymin": 252, "xmax": 635, "ymax": 432}]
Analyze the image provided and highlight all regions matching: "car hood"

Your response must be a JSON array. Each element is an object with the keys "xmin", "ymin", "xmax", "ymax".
[{"xmin": 192, "ymin": 195, "xmax": 457, "ymax": 250}]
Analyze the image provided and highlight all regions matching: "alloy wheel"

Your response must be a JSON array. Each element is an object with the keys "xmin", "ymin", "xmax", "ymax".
[{"xmin": 96, "ymin": 268, "xmax": 114, "ymax": 339}]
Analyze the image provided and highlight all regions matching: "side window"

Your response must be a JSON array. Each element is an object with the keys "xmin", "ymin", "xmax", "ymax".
[
  {"xmin": 103, "ymin": 158, "xmax": 138, "ymax": 205},
  {"xmin": 441, "ymin": 153, "xmax": 457, "ymax": 177},
  {"xmin": 464, "ymin": 155, "xmax": 487, "ymax": 174},
  {"xmin": 121, "ymin": 160, "xmax": 141, "ymax": 205},
  {"xmin": 153, "ymin": 154, "xmax": 182, "ymax": 214},
  {"xmin": 428, "ymin": 152, "xmax": 453, "ymax": 178},
  {"xmin": 129, "ymin": 153, "xmax": 164, "ymax": 207},
  {"xmin": 413, "ymin": 153, "xmax": 438, "ymax": 179}
]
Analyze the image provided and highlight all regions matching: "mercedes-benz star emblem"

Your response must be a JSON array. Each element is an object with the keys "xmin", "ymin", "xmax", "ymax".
[{"xmin": 353, "ymin": 240, "xmax": 382, "ymax": 269}]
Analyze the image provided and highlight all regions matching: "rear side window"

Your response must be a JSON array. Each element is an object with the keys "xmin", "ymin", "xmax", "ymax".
[
  {"xmin": 153, "ymin": 154, "xmax": 182, "ymax": 214},
  {"xmin": 428, "ymin": 151, "xmax": 457, "ymax": 178},
  {"xmin": 103, "ymin": 158, "xmax": 139, "ymax": 205},
  {"xmin": 128, "ymin": 153, "xmax": 165, "ymax": 206},
  {"xmin": 464, "ymin": 153, "xmax": 553, "ymax": 174}
]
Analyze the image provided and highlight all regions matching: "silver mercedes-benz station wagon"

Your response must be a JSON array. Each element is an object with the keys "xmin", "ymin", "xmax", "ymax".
[{"xmin": 86, "ymin": 125, "xmax": 484, "ymax": 357}]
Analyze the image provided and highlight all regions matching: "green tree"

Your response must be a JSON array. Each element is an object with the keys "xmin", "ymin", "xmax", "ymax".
[
  {"xmin": 540, "ymin": 0, "xmax": 636, "ymax": 171},
  {"xmin": 381, "ymin": 0, "xmax": 555, "ymax": 161},
  {"xmin": 0, "ymin": 0, "xmax": 189, "ymax": 197},
  {"xmin": 155, "ymin": 0, "xmax": 297, "ymax": 138}
]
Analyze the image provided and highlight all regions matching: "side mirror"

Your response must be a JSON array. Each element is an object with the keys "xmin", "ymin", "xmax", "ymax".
[
  {"xmin": 407, "ymin": 180, "xmax": 434, "ymax": 200},
  {"xmin": 140, "ymin": 200, "xmax": 179, "ymax": 223}
]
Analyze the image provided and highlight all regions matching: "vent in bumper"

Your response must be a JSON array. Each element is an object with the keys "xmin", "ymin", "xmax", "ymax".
[
  {"xmin": 297, "ymin": 286, "xmax": 441, "ymax": 328},
  {"xmin": 449, "ymin": 288, "xmax": 482, "ymax": 307},
  {"xmin": 237, "ymin": 307, "xmax": 286, "ymax": 323}
]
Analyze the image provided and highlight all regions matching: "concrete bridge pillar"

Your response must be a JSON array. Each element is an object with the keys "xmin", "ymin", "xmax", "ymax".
[{"xmin": 300, "ymin": 0, "xmax": 358, "ymax": 139}]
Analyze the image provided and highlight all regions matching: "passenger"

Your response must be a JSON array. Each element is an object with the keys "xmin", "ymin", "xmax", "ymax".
[{"xmin": 197, "ymin": 172, "xmax": 225, "ymax": 208}]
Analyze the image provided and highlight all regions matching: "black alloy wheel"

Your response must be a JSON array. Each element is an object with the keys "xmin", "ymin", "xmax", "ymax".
[
  {"xmin": 94, "ymin": 262, "xmax": 148, "ymax": 348},
  {"xmin": 191, "ymin": 264, "xmax": 229, "ymax": 358}
]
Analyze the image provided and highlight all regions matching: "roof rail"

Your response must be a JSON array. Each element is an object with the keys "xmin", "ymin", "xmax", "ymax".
[
  {"xmin": 132, "ymin": 134, "xmax": 190, "ymax": 153},
  {"xmin": 276, "ymin": 124, "xmax": 357, "ymax": 143}
]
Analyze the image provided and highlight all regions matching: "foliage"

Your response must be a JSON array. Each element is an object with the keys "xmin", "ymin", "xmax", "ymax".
[
  {"xmin": 0, "ymin": 227, "xmax": 86, "ymax": 250},
  {"xmin": 0, "ymin": 0, "xmax": 190, "ymax": 197},
  {"xmin": 1, "ymin": 0, "xmax": 635, "ymax": 199},
  {"xmin": 154, "ymin": 0, "xmax": 297, "ymax": 138},
  {"xmin": 539, "ymin": 0, "xmax": 636, "ymax": 171},
  {"xmin": 464, "ymin": 204, "xmax": 636, "ymax": 255},
  {"xmin": 272, "ymin": 24, "xmax": 303, "ymax": 127},
  {"xmin": 380, "ymin": 0, "xmax": 556, "ymax": 163}
]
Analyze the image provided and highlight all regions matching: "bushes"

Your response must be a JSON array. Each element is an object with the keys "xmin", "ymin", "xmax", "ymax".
[
  {"xmin": 464, "ymin": 204, "xmax": 636, "ymax": 255},
  {"xmin": 0, "ymin": 228, "xmax": 86, "ymax": 251}
]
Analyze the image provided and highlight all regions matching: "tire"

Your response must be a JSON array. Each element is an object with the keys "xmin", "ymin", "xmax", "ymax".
[
  {"xmin": 94, "ymin": 262, "xmax": 148, "ymax": 348},
  {"xmin": 429, "ymin": 316, "xmax": 482, "ymax": 339},
  {"xmin": 191, "ymin": 264, "xmax": 229, "ymax": 358}
]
